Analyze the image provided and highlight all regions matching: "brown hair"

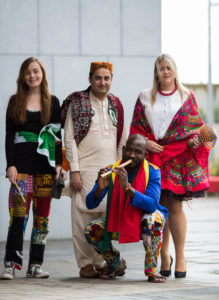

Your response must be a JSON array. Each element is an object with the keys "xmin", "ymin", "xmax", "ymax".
[{"xmin": 7, "ymin": 57, "xmax": 51, "ymax": 125}]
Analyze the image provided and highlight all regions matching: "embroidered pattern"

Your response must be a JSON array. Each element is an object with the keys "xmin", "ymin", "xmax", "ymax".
[
  {"xmin": 60, "ymin": 88, "xmax": 124, "ymax": 146},
  {"xmin": 141, "ymin": 211, "xmax": 165, "ymax": 276},
  {"xmin": 34, "ymin": 174, "xmax": 54, "ymax": 197},
  {"xmin": 85, "ymin": 211, "xmax": 165, "ymax": 277},
  {"xmin": 6, "ymin": 173, "xmax": 52, "ymax": 268},
  {"xmin": 31, "ymin": 228, "xmax": 48, "ymax": 245},
  {"xmin": 85, "ymin": 217, "xmax": 121, "ymax": 273},
  {"xmin": 130, "ymin": 92, "xmax": 209, "ymax": 196}
]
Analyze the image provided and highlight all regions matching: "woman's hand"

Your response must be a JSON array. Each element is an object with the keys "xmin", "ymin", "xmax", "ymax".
[
  {"xmin": 187, "ymin": 135, "xmax": 200, "ymax": 148},
  {"xmin": 55, "ymin": 166, "xmax": 67, "ymax": 181},
  {"xmin": 70, "ymin": 171, "xmax": 82, "ymax": 191},
  {"xmin": 147, "ymin": 140, "xmax": 163, "ymax": 153},
  {"xmin": 7, "ymin": 166, "xmax": 18, "ymax": 184}
]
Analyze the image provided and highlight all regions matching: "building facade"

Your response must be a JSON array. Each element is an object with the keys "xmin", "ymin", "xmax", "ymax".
[{"xmin": 0, "ymin": 0, "xmax": 161, "ymax": 241}]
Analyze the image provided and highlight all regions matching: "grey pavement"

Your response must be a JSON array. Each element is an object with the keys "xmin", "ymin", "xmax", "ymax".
[{"xmin": 0, "ymin": 196, "xmax": 219, "ymax": 300}]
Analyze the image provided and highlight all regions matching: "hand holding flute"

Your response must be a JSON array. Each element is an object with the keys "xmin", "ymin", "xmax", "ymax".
[
  {"xmin": 95, "ymin": 159, "xmax": 133, "ymax": 198},
  {"xmin": 101, "ymin": 159, "xmax": 132, "ymax": 178}
]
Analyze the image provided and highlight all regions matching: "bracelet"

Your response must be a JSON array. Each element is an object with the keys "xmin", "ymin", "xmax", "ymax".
[{"xmin": 124, "ymin": 183, "xmax": 131, "ymax": 191}]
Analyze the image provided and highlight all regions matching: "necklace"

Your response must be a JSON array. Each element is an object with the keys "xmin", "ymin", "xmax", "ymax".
[{"xmin": 158, "ymin": 85, "xmax": 178, "ymax": 96}]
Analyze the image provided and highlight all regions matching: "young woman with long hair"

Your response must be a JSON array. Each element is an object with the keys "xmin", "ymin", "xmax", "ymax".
[{"xmin": 1, "ymin": 57, "xmax": 66, "ymax": 280}]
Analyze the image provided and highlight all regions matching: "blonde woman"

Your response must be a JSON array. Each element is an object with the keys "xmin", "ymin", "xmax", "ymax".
[{"xmin": 130, "ymin": 54, "xmax": 209, "ymax": 278}]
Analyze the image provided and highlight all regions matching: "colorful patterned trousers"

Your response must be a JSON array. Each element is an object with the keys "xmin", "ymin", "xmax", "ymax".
[
  {"xmin": 4, "ymin": 173, "xmax": 54, "ymax": 270},
  {"xmin": 85, "ymin": 210, "xmax": 165, "ymax": 277}
]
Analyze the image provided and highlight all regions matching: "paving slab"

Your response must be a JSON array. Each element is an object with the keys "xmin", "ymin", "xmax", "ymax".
[{"xmin": 0, "ymin": 196, "xmax": 219, "ymax": 299}]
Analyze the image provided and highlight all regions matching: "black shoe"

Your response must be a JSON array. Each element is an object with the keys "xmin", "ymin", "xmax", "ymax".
[
  {"xmin": 175, "ymin": 270, "xmax": 186, "ymax": 278},
  {"xmin": 160, "ymin": 255, "xmax": 173, "ymax": 277}
]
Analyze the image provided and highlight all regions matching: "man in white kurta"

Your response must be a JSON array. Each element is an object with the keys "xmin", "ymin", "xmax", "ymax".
[{"xmin": 63, "ymin": 62, "xmax": 126, "ymax": 278}]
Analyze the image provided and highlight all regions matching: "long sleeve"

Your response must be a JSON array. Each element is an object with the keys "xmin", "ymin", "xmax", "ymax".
[
  {"xmin": 131, "ymin": 166, "xmax": 161, "ymax": 212},
  {"xmin": 86, "ymin": 166, "xmax": 161, "ymax": 212},
  {"xmin": 117, "ymin": 125, "xmax": 126, "ymax": 159},
  {"xmin": 86, "ymin": 181, "xmax": 108, "ymax": 209},
  {"xmin": 50, "ymin": 96, "xmax": 62, "ymax": 166},
  {"xmin": 5, "ymin": 107, "xmax": 16, "ymax": 170},
  {"xmin": 64, "ymin": 104, "xmax": 80, "ymax": 172}
]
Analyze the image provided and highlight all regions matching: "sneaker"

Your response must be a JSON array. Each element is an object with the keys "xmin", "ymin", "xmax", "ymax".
[
  {"xmin": 0, "ymin": 262, "xmax": 15, "ymax": 280},
  {"xmin": 26, "ymin": 264, "xmax": 49, "ymax": 278}
]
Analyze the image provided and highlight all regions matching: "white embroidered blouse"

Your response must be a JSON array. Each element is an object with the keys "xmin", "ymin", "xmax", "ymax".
[{"xmin": 139, "ymin": 88, "xmax": 188, "ymax": 140}]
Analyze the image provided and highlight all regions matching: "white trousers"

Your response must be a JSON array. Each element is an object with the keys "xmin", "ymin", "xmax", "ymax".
[{"xmin": 71, "ymin": 197, "xmax": 106, "ymax": 269}]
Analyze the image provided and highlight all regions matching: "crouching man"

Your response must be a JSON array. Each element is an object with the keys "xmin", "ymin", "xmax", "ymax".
[{"xmin": 84, "ymin": 134, "xmax": 168, "ymax": 283}]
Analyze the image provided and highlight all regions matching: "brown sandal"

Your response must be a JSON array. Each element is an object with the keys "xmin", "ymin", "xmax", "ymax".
[{"xmin": 148, "ymin": 273, "xmax": 166, "ymax": 283}]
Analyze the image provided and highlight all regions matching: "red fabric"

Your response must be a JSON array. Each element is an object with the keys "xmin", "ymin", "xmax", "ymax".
[
  {"xmin": 107, "ymin": 161, "xmax": 146, "ymax": 243},
  {"xmin": 129, "ymin": 119, "xmax": 191, "ymax": 169},
  {"xmin": 147, "ymin": 140, "xmax": 188, "ymax": 167},
  {"xmin": 113, "ymin": 93, "xmax": 124, "ymax": 147},
  {"xmin": 129, "ymin": 92, "xmax": 210, "ymax": 195},
  {"xmin": 208, "ymin": 176, "xmax": 219, "ymax": 192}
]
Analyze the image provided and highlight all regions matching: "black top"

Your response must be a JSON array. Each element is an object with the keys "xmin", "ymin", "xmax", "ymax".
[{"xmin": 5, "ymin": 95, "xmax": 62, "ymax": 175}]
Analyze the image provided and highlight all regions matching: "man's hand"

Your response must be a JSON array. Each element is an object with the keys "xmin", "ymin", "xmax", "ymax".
[
  {"xmin": 147, "ymin": 140, "xmax": 163, "ymax": 153},
  {"xmin": 97, "ymin": 168, "xmax": 110, "ymax": 190},
  {"xmin": 113, "ymin": 167, "xmax": 135, "ymax": 197},
  {"xmin": 70, "ymin": 171, "xmax": 82, "ymax": 191},
  {"xmin": 7, "ymin": 166, "xmax": 18, "ymax": 184},
  {"xmin": 113, "ymin": 167, "xmax": 129, "ymax": 190},
  {"xmin": 187, "ymin": 135, "xmax": 200, "ymax": 148},
  {"xmin": 94, "ymin": 168, "xmax": 110, "ymax": 199}
]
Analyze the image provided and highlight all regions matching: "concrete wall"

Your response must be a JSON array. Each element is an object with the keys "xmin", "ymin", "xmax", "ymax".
[
  {"xmin": 0, "ymin": 0, "xmax": 161, "ymax": 241},
  {"xmin": 184, "ymin": 83, "xmax": 219, "ymax": 122}
]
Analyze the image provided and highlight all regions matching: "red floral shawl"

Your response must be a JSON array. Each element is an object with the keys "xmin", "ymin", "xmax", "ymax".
[{"xmin": 129, "ymin": 91, "xmax": 209, "ymax": 195}]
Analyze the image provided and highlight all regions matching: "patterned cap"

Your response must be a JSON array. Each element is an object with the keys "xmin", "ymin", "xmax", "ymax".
[{"xmin": 90, "ymin": 62, "xmax": 113, "ymax": 74}]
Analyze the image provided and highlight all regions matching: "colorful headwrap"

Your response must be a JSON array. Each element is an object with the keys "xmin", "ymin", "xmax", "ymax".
[{"xmin": 90, "ymin": 61, "xmax": 113, "ymax": 74}]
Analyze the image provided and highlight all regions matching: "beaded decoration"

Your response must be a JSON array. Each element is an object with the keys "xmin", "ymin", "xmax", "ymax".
[
  {"xmin": 199, "ymin": 124, "xmax": 217, "ymax": 150},
  {"xmin": 158, "ymin": 85, "xmax": 178, "ymax": 96}
]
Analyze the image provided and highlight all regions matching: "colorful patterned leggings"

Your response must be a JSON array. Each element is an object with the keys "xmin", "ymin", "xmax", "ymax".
[
  {"xmin": 85, "ymin": 210, "xmax": 165, "ymax": 277},
  {"xmin": 4, "ymin": 173, "xmax": 54, "ymax": 270}
]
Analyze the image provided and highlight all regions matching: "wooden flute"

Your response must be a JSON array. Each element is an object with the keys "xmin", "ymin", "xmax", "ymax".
[
  {"xmin": 14, "ymin": 181, "xmax": 26, "ymax": 203},
  {"xmin": 101, "ymin": 159, "xmax": 132, "ymax": 178}
]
